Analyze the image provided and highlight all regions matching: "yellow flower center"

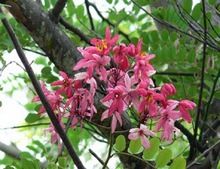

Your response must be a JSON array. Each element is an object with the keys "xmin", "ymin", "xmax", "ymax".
[
  {"xmin": 146, "ymin": 94, "xmax": 153, "ymax": 103},
  {"xmin": 96, "ymin": 40, "xmax": 107, "ymax": 52}
]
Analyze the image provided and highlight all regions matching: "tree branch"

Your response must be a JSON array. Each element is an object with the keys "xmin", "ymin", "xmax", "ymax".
[
  {"xmin": 0, "ymin": 141, "xmax": 47, "ymax": 168},
  {"xmin": 59, "ymin": 17, "xmax": 91, "ymax": 45},
  {"xmin": 174, "ymin": 121, "xmax": 205, "ymax": 154},
  {"xmin": 1, "ymin": 14, "xmax": 85, "ymax": 169},
  {"xmin": 187, "ymin": 139, "xmax": 220, "ymax": 168},
  {"xmin": 156, "ymin": 71, "xmax": 196, "ymax": 77},
  {"xmin": 87, "ymin": 1, "xmax": 130, "ymax": 42},
  {"xmin": 199, "ymin": 69, "xmax": 220, "ymax": 141},
  {"xmin": 89, "ymin": 149, "xmax": 109, "ymax": 169},
  {"xmin": 131, "ymin": 0, "xmax": 220, "ymax": 52},
  {"xmin": 192, "ymin": 0, "xmax": 208, "ymax": 160},
  {"xmin": 85, "ymin": 0, "xmax": 95, "ymax": 31},
  {"xmin": 50, "ymin": 0, "xmax": 67, "ymax": 22}
]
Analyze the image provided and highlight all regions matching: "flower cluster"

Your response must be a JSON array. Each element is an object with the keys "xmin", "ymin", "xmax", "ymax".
[{"xmin": 33, "ymin": 27, "xmax": 196, "ymax": 148}]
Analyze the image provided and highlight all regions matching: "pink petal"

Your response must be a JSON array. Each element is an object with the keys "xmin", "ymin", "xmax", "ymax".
[
  {"xmin": 128, "ymin": 132, "xmax": 139, "ymax": 140},
  {"xmin": 124, "ymin": 73, "xmax": 131, "ymax": 90},
  {"xmin": 101, "ymin": 110, "xmax": 109, "ymax": 121},
  {"xmin": 111, "ymin": 114, "xmax": 117, "ymax": 133},
  {"xmin": 115, "ymin": 111, "xmax": 122, "ymax": 126},
  {"xmin": 59, "ymin": 71, "xmax": 68, "ymax": 79},
  {"xmin": 141, "ymin": 135, "xmax": 150, "ymax": 149},
  {"xmin": 105, "ymin": 27, "xmax": 111, "ymax": 40}
]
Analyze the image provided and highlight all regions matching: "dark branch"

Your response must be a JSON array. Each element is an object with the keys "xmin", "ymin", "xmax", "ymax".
[
  {"xmin": 1, "ymin": 15, "xmax": 85, "ymax": 169},
  {"xmin": 50, "ymin": 0, "xmax": 67, "ymax": 22},
  {"xmin": 60, "ymin": 17, "xmax": 91, "ymax": 45},
  {"xmin": 131, "ymin": 0, "xmax": 220, "ymax": 52},
  {"xmin": 85, "ymin": 0, "xmax": 95, "ymax": 31},
  {"xmin": 1, "ymin": 123, "xmax": 50, "ymax": 129},
  {"xmin": 174, "ymin": 121, "xmax": 205, "ymax": 154},
  {"xmin": 88, "ymin": 1, "xmax": 130, "ymax": 42},
  {"xmin": 156, "ymin": 71, "xmax": 196, "ymax": 77},
  {"xmin": 192, "ymin": 0, "xmax": 208, "ymax": 161},
  {"xmin": 199, "ymin": 70, "xmax": 220, "ymax": 141},
  {"xmin": 89, "ymin": 149, "xmax": 109, "ymax": 168},
  {"xmin": 23, "ymin": 47, "xmax": 47, "ymax": 56}
]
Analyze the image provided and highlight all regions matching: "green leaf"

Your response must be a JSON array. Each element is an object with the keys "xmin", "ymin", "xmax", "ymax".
[
  {"xmin": 35, "ymin": 57, "xmax": 47, "ymax": 65},
  {"xmin": 106, "ymin": 0, "xmax": 113, "ymax": 3},
  {"xmin": 170, "ymin": 157, "xmax": 186, "ymax": 169},
  {"xmin": 25, "ymin": 103, "xmax": 37, "ymax": 111},
  {"xmin": 128, "ymin": 139, "xmax": 143, "ymax": 154},
  {"xmin": 21, "ymin": 158, "xmax": 35, "ymax": 169},
  {"xmin": 208, "ymin": 0, "xmax": 216, "ymax": 5},
  {"xmin": 135, "ymin": 0, "xmax": 151, "ymax": 6},
  {"xmin": 182, "ymin": 0, "xmax": 192, "ymax": 13},
  {"xmin": 32, "ymin": 140, "xmax": 47, "ymax": 154},
  {"xmin": 25, "ymin": 113, "xmax": 41, "ymax": 123},
  {"xmin": 114, "ymin": 135, "xmax": 126, "ymax": 152},
  {"xmin": 41, "ymin": 67, "xmax": 51, "ymax": 76},
  {"xmin": 156, "ymin": 148, "xmax": 172, "ymax": 168},
  {"xmin": 48, "ymin": 163, "xmax": 58, "ymax": 169},
  {"xmin": 76, "ymin": 5, "xmax": 84, "ymax": 18},
  {"xmin": 58, "ymin": 157, "xmax": 67, "ymax": 168},
  {"xmin": 143, "ymin": 138, "xmax": 160, "ymax": 160},
  {"xmin": 192, "ymin": 3, "xmax": 201, "ymax": 21}
]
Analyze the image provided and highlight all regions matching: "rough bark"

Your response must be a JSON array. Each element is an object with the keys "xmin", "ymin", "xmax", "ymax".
[{"xmin": 1, "ymin": 0, "xmax": 81, "ymax": 76}]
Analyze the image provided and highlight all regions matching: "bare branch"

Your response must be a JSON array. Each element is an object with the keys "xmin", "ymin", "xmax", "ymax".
[
  {"xmin": 89, "ymin": 149, "xmax": 109, "ymax": 168},
  {"xmin": 192, "ymin": 0, "xmax": 208, "ymax": 161},
  {"xmin": 1, "ymin": 13, "xmax": 86, "ymax": 169},
  {"xmin": 85, "ymin": 0, "xmax": 95, "ymax": 31},
  {"xmin": 87, "ymin": 1, "xmax": 130, "ymax": 42},
  {"xmin": 60, "ymin": 17, "xmax": 91, "ymax": 45},
  {"xmin": 131, "ymin": 0, "xmax": 220, "ymax": 52},
  {"xmin": 50, "ymin": 0, "xmax": 67, "ymax": 22}
]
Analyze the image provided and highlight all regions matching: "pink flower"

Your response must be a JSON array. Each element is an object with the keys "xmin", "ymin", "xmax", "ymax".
[
  {"xmin": 90, "ymin": 27, "xmax": 119, "ymax": 55},
  {"xmin": 133, "ymin": 54, "xmax": 156, "ymax": 82},
  {"xmin": 101, "ymin": 85, "xmax": 127, "ymax": 133},
  {"xmin": 51, "ymin": 71, "xmax": 74, "ymax": 98},
  {"xmin": 128, "ymin": 124, "xmax": 155, "ymax": 149},
  {"xmin": 179, "ymin": 100, "xmax": 196, "ymax": 123},
  {"xmin": 107, "ymin": 68, "xmax": 125, "ymax": 88},
  {"xmin": 138, "ymin": 90, "xmax": 165, "ymax": 117},
  {"xmin": 66, "ymin": 88, "xmax": 96, "ymax": 120},
  {"xmin": 73, "ymin": 49, "xmax": 110, "ymax": 81},
  {"xmin": 155, "ymin": 101, "xmax": 180, "ymax": 141},
  {"xmin": 33, "ymin": 83, "xmax": 62, "ymax": 115},
  {"xmin": 113, "ymin": 44, "xmax": 130, "ymax": 71},
  {"xmin": 161, "ymin": 83, "xmax": 176, "ymax": 97}
]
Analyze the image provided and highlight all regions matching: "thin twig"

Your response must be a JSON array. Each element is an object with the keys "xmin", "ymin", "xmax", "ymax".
[
  {"xmin": 112, "ymin": 152, "xmax": 156, "ymax": 168},
  {"xmin": 88, "ymin": 1, "xmax": 130, "ymax": 42},
  {"xmin": 0, "ymin": 123, "xmax": 50, "ymax": 130},
  {"xmin": 130, "ymin": 0, "xmax": 220, "ymax": 52},
  {"xmin": 60, "ymin": 17, "xmax": 91, "ymax": 45},
  {"xmin": 1, "ymin": 13, "xmax": 85, "ymax": 169},
  {"xmin": 89, "ymin": 149, "xmax": 109, "ymax": 169},
  {"xmin": 23, "ymin": 47, "xmax": 47, "ymax": 56},
  {"xmin": 199, "ymin": 69, "xmax": 220, "ymax": 141},
  {"xmin": 85, "ymin": 0, "xmax": 95, "ymax": 31},
  {"xmin": 102, "ymin": 133, "xmax": 113, "ymax": 169},
  {"xmin": 156, "ymin": 71, "xmax": 196, "ymax": 77},
  {"xmin": 193, "ymin": 0, "xmax": 208, "ymax": 160},
  {"xmin": 187, "ymin": 139, "xmax": 220, "ymax": 168},
  {"xmin": 174, "ymin": 121, "xmax": 205, "ymax": 153}
]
